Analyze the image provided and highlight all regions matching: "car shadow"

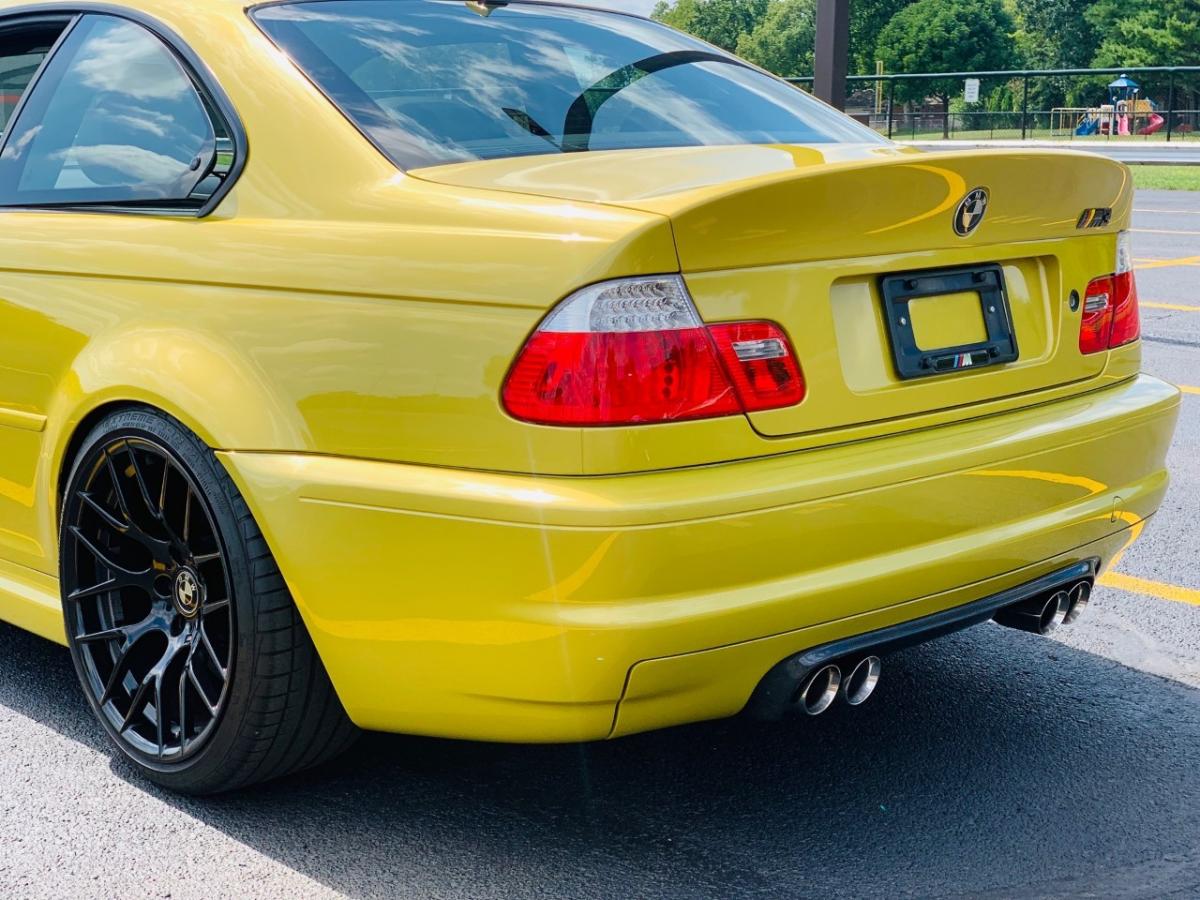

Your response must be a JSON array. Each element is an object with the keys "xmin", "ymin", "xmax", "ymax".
[{"xmin": 2, "ymin": 620, "xmax": 1199, "ymax": 898}]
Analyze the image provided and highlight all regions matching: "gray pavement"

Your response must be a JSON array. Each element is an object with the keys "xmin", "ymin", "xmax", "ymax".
[{"xmin": 0, "ymin": 191, "xmax": 1197, "ymax": 900}]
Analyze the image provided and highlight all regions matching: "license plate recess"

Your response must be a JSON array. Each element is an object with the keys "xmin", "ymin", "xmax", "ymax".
[{"xmin": 879, "ymin": 264, "xmax": 1019, "ymax": 380}]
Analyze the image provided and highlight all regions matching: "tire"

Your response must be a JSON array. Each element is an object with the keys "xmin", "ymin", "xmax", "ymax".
[{"xmin": 59, "ymin": 407, "xmax": 358, "ymax": 794}]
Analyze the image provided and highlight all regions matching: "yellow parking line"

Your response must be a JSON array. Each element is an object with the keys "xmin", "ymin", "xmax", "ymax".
[
  {"xmin": 1136, "ymin": 255, "xmax": 1200, "ymax": 270},
  {"xmin": 1099, "ymin": 572, "xmax": 1200, "ymax": 607},
  {"xmin": 1132, "ymin": 228, "xmax": 1200, "ymax": 236},
  {"xmin": 1180, "ymin": 385, "xmax": 1200, "ymax": 395},
  {"xmin": 1135, "ymin": 208, "xmax": 1200, "ymax": 215},
  {"xmin": 1142, "ymin": 301, "xmax": 1200, "ymax": 312}
]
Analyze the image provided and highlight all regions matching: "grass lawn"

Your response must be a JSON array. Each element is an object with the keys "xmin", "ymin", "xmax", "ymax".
[
  {"xmin": 1128, "ymin": 166, "xmax": 1200, "ymax": 191},
  {"xmin": 895, "ymin": 129, "xmax": 1200, "ymax": 143}
]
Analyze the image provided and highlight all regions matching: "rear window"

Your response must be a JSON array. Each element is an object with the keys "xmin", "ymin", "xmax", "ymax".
[{"xmin": 252, "ymin": 0, "xmax": 884, "ymax": 169}]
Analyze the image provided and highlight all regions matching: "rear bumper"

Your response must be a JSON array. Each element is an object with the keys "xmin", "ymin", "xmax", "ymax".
[{"xmin": 221, "ymin": 374, "xmax": 1180, "ymax": 742}]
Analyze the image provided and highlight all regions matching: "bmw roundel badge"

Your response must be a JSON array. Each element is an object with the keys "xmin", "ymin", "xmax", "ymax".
[{"xmin": 954, "ymin": 188, "xmax": 989, "ymax": 237}]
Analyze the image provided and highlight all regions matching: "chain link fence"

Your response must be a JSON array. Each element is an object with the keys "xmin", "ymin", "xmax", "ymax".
[{"xmin": 788, "ymin": 67, "xmax": 1200, "ymax": 142}]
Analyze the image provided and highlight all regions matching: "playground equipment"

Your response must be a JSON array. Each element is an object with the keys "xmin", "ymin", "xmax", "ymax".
[{"xmin": 1059, "ymin": 74, "xmax": 1165, "ymax": 137}]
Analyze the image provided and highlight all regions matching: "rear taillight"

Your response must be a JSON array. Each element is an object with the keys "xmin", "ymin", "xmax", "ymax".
[
  {"xmin": 1079, "ymin": 275, "xmax": 1114, "ymax": 354},
  {"xmin": 502, "ymin": 276, "xmax": 804, "ymax": 426},
  {"xmin": 1079, "ymin": 232, "xmax": 1140, "ymax": 355},
  {"xmin": 707, "ymin": 321, "xmax": 806, "ymax": 412}
]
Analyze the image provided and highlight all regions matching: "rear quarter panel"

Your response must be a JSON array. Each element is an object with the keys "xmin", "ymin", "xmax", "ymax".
[{"xmin": 0, "ymin": 3, "xmax": 685, "ymax": 574}]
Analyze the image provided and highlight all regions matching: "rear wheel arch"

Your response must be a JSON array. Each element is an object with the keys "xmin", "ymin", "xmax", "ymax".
[
  {"xmin": 56, "ymin": 400, "xmax": 144, "ymax": 514},
  {"xmin": 49, "ymin": 325, "xmax": 313, "ymax": 532},
  {"xmin": 52, "ymin": 398, "xmax": 223, "ymax": 533}
]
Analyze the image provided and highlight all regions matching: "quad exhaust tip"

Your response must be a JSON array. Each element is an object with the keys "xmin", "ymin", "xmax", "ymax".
[
  {"xmin": 1040, "ymin": 590, "xmax": 1071, "ymax": 634},
  {"xmin": 841, "ymin": 656, "xmax": 882, "ymax": 707},
  {"xmin": 1063, "ymin": 580, "xmax": 1091, "ymax": 625},
  {"xmin": 993, "ymin": 579, "xmax": 1093, "ymax": 635},
  {"xmin": 797, "ymin": 664, "xmax": 841, "ymax": 715},
  {"xmin": 794, "ymin": 656, "xmax": 883, "ymax": 715}
]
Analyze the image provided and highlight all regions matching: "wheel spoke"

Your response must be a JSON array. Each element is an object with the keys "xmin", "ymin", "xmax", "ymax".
[
  {"xmin": 201, "ymin": 598, "xmax": 230, "ymax": 615},
  {"xmin": 158, "ymin": 461, "xmax": 170, "ymax": 516},
  {"xmin": 77, "ymin": 490, "xmax": 128, "ymax": 532},
  {"xmin": 79, "ymin": 488, "xmax": 171, "ymax": 558},
  {"xmin": 104, "ymin": 451, "xmax": 132, "ymax": 521},
  {"xmin": 186, "ymin": 661, "xmax": 217, "ymax": 716},
  {"xmin": 67, "ymin": 575, "xmax": 127, "ymax": 603},
  {"xmin": 183, "ymin": 488, "xmax": 193, "ymax": 543},
  {"xmin": 178, "ymin": 665, "xmax": 189, "ymax": 752},
  {"xmin": 74, "ymin": 624, "xmax": 129, "ymax": 645},
  {"xmin": 69, "ymin": 525, "xmax": 145, "ymax": 578},
  {"xmin": 153, "ymin": 675, "xmax": 165, "ymax": 757},
  {"xmin": 193, "ymin": 552, "xmax": 222, "ymax": 565},
  {"xmin": 198, "ymin": 623, "xmax": 227, "ymax": 676},
  {"xmin": 126, "ymin": 444, "xmax": 160, "ymax": 520},
  {"xmin": 119, "ymin": 673, "xmax": 154, "ymax": 733},
  {"xmin": 100, "ymin": 640, "xmax": 137, "ymax": 705},
  {"xmin": 127, "ymin": 446, "xmax": 188, "ymax": 547}
]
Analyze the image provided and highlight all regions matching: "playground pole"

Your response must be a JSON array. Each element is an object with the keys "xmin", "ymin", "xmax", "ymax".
[
  {"xmin": 1020, "ymin": 76, "xmax": 1029, "ymax": 139},
  {"xmin": 1166, "ymin": 72, "xmax": 1175, "ymax": 142},
  {"xmin": 887, "ymin": 78, "xmax": 895, "ymax": 139}
]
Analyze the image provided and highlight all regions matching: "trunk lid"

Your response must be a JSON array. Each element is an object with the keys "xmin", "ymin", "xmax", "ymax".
[{"xmin": 415, "ymin": 145, "xmax": 1132, "ymax": 440}]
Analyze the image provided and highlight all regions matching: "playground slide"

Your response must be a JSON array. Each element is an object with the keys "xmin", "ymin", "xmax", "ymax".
[
  {"xmin": 1138, "ymin": 113, "xmax": 1165, "ymax": 135},
  {"xmin": 1076, "ymin": 118, "xmax": 1099, "ymax": 136}
]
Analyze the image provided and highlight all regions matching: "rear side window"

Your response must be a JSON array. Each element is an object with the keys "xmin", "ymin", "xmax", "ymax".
[
  {"xmin": 253, "ymin": 0, "xmax": 883, "ymax": 170},
  {"xmin": 0, "ymin": 14, "xmax": 221, "ymax": 208},
  {"xmin": 0, "ymin": 19, "xmax": 66, "ymax": 131}
]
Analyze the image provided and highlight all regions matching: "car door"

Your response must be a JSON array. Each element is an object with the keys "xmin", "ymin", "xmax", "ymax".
[{"xmin": 0, "ymin": 11, "xmax": 231, "ymax": 573}]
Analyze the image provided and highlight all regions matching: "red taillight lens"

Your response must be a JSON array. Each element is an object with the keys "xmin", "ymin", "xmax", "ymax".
[
  {"xmin": 501, "ymin": 328, "xmax": 740, "ymax": 425},
  {"xmin": 708, "ymin": 321, "xmax": 806, "ymax": 412},
  {"xmin": 1079, "ymin": 275, "xmax": 1114, "ymax": 354},
  {"xmin": 1079, "ymin": 232, "xmax": 1140, "ymax": 355},
  {"xmin": 502, "ymin": 277, "xmax": 804, "ymax": 426},
  {"xmin": 1108, "ymin": 269, "xmax": 1140, "ymax": 348}
]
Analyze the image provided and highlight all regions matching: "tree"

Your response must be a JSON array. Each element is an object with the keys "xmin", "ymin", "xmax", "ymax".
[
  {"xmin": 1087, "ymin": 0, "xmax": 1200, "ymax": 67},
  {"xmin": 1006, "ymin": 0, "xmax": 1099, "ymax": 109},
  {"xmin": 876, "ymin": 0, "xmax": 1018, "ymax": 135},
  {"xmin": 655, "ymin": 0, "xmax": 915, "ymax": 76},
  {"xmin": 1010, "ymin": 0, "xmax": 1097, "ymax": 69},
  {"xmin": 849, "ymin": 0, "xmax": 916, "ymax": 73},
  {"xmin": 735, "ymin": 0, "xmax": 816, "ymax": 77},
  {"xmin": 651, "ymin": 0, "xmax": 770, "ymax": 53}
]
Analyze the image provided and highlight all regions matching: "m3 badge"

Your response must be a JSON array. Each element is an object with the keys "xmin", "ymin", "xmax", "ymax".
[{"xmin": 1077, "ymin": 207, "xmax": 1113, "ymax": 229}]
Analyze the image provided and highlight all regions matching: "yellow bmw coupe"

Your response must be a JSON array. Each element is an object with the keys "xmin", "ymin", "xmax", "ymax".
[{"xmin": 0, "ymin": 0, "xmax": 1178, "ymax": 793}]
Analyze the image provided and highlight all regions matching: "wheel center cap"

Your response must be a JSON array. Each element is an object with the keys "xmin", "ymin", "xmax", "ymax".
[{"xmin": 173, "ymin": 567, "xmax": 204, "ymax": 619}]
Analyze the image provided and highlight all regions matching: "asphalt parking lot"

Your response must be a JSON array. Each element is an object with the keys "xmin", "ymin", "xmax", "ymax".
[{"xmin": 0, "ymin": 190, "xmax": 1197, "ymax": 900}]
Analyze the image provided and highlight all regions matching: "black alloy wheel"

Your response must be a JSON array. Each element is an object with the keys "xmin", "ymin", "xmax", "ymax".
[
  {"xmin": 63, "ymin": 433, "xmax": 233, "ymax": 761},
  {"xmin": 61, "ymin": 408, "xmax": 357, "ymax": 793}
]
